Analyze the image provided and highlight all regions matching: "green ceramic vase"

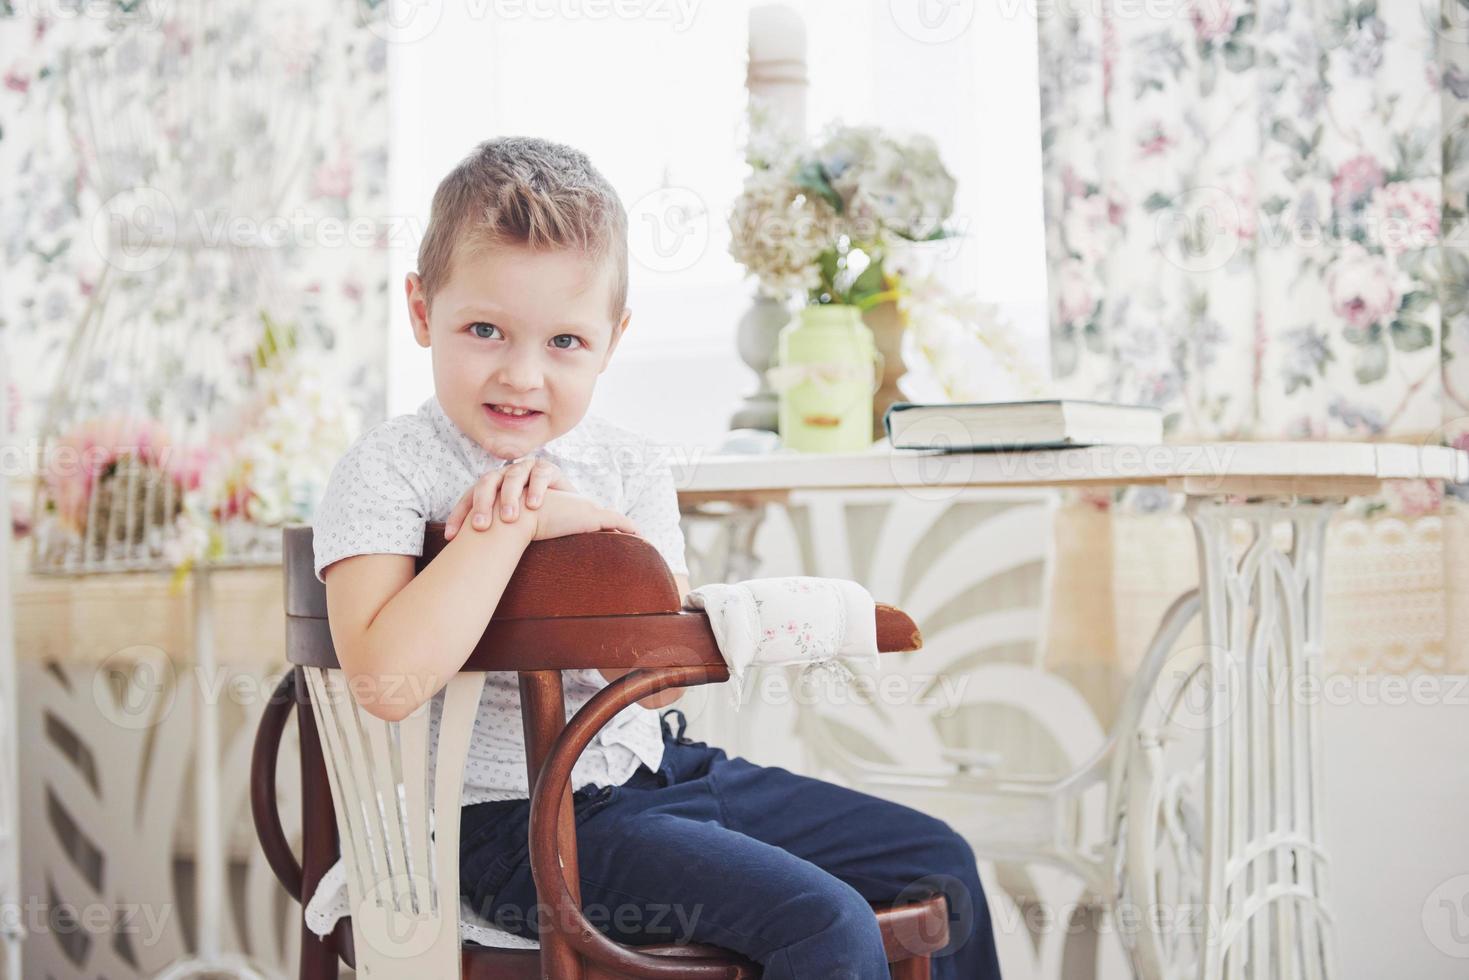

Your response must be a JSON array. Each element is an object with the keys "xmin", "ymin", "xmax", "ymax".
[{"xmin": 775, "ymin": 304, "xmax": 878, "ymax": 453}]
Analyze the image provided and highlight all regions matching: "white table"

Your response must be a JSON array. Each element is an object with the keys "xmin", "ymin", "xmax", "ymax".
[{"xmin": 673, "ymin": 441, "xmax": 1469, "ymax": 980}]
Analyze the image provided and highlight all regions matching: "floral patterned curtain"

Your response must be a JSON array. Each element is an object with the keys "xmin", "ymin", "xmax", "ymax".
[
  {"xmin": 0, "ymin": 1, "xmax": 391, "ymax": 530},
  {"xmin": 1035, "ymin": 0, "xmax": 1468, "ymax": 683},
  {"xmin": 1041, "ymin": 0, "xmax": 1468, "ymax": 443}
]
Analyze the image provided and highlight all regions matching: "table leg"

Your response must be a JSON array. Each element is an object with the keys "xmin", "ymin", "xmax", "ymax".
[
  {"xmin": 1187, "ymin": 498, "xmax": 1336, "ymax": 980},
  {"xmin": 152, "ymin": 567, "xmax": 272, "ymax": 980}
]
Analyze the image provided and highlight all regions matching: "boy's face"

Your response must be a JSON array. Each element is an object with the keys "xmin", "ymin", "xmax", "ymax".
[{"xmin": 406, "ymin": 242, "xmax": 628, "ymax": 462}]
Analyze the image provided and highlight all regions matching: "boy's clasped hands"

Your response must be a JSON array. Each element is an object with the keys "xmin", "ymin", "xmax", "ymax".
[{"xmin": 443, "ymin": 456, "xmax": 639, "ymax": 542}]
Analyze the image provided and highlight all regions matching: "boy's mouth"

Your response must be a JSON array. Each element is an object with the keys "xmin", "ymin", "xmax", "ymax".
[{"xmin": 484, "ymin": 403, "xmax": 543, "ymax": 425}]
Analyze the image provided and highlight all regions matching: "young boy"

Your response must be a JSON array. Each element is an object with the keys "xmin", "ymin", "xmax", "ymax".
[{"xmin": 311, "ymin": 135, "xmax": 1002, "ymax": 979}]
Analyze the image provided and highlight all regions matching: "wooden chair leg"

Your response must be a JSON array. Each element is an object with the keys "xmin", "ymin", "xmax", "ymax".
[
  {"xmin": 890, "ymin": 954, "xmax": 931, "ymax": 980},
  {"xmin": 297, "ymin": 668, "xmax": 341, "ymax": 980}
]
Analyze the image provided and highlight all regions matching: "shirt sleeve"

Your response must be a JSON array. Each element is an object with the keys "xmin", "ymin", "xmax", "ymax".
[
  {"xmin": 309, "ymin": 420, "xmax": 433, "ymax": 582},
  {"xmin": 622, "ymin": 440, "xmax": 690, "ymax": 578}
]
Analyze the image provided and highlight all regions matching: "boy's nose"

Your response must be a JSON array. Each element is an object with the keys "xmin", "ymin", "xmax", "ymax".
[{"xmin": 493, "ymin": 354, "xmax": 543, "ymax": 392}]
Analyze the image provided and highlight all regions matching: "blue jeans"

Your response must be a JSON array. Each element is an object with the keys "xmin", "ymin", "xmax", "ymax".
[{"xmin": 459, "ymin": 710, "xmax": 1002, "ymax": 980}]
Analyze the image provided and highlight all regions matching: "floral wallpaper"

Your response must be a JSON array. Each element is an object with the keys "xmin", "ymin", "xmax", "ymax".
[
  {"xmin": 0, "ymin": 0, "xmax": 392, "ymax": 529},
  {"xmin": 1037, "ymin": 0, "xmax": 1469, "ymax": 479}
]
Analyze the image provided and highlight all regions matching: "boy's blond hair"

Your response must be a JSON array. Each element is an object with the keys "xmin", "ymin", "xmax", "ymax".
[{"xmin": 416, "ymin": 135, "xmax": 629, "ymax": 320}]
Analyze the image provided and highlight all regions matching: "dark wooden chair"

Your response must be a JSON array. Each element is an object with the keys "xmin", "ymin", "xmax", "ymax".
[{"xmin": 252, "ymin": 524, "xmax": 950, "ymax": 978}]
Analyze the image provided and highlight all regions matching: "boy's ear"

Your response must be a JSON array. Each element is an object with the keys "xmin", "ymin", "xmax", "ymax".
[
  {"xmin": 406, "ymin": 272, "xmax": 432, "ymax": 348},
  {"xmin": 600, "ymin": 308, "xmax": 631, "ymax": 371}
]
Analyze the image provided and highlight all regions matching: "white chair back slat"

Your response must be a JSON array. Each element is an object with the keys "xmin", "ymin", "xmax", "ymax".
[
  {"xmin": 396, "ymin": 708, "xmax": 437, "ymax": 916},
  {"xmin": 303, "ymin": 668, "xmax": 379, "ymax": 907},
  {"xmin": 301, "ymin": 666, "xmax": 487, "ymax": 978},
  {"xmin": 364, "ymin": 711, "xmax": 416, "ymax": 914},
  {"xmin": 316, "ymin": 671, "xmax": 390, "ymax": 897}
]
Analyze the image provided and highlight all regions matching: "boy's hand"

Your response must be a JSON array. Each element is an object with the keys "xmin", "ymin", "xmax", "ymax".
[
  {"xmin": 529, "ymin": 488, "xmax": 640, "ymax": 541},
  {"xmin": 445, "ymin": 457, "xmax": 574, "ymax": 540}
]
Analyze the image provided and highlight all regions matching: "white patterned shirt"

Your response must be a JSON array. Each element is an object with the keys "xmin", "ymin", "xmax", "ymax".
[{"xmin": 310, "ymin": 395, "xmax": 689, "ymax": 804}]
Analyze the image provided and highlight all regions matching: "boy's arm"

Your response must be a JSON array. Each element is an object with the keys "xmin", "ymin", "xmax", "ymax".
[
  {"xmin": 597, "ymin": 571, "xmax": 690, "ymax": 709},
  {"xmin": 323, "ymin": 512, "xmax": 537, "ymax": 722}
]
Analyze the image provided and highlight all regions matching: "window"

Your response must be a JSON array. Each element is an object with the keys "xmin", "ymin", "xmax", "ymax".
[{"xmin": 386, "ymin": 0, "xmax": 1045, "ymax": 444}]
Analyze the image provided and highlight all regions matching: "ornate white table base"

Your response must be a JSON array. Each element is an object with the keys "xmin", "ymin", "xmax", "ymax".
[
  {"xmin": 684, "ymin": 493, "xmax": 1344, "ymax": 980},
  {"xmin": 1183, "ymin": 499, "xmax": 1336, "ymax": 980}
]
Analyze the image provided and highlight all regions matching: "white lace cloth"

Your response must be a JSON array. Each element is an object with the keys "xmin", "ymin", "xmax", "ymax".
[
  {"xmin": 305, "ymin": 861, "xmax": 540, "ymax": 949},
  {"xmin": 302, "ymin": 575, "xmax": 881, "ymax": 945},
  {"xmin": 681, "ymin": 576, "xmax": 881, "ymax": 704}
]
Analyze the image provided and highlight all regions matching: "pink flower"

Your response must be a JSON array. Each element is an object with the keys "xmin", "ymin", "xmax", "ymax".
[
  {"xmin": 1064, "ymin": 194, "xmax": 1117, "ymax": 262},
  {"xmin": 43, "ymin": 417, "xmax": 175, "ymax": 531},
  {"xmin": 4, "ymin": 382, "xmax": 19, "ymax": 435},
  {"xmin": 1369, "ymin": 181, "xmax": 1441, "ymax": 254},
  {"xmin": 311, "ymin": 152, "xmax": 353, "ymax": 200},
  {"xmin": 1386, "ymin": 478, "xmax": 1442, "ymax": 517},
  {"xmin": 1229, "ymin": 171, "xmax": 1257, "ymax": 241},
  {"xmin": 1107, "ymin": 196, "xmax": 1127, "ymax": 227},
  {"xmin": 1138, "ymin": 124, "xmax": 1175, "ymax": 158},
  {"xmin": 1328, "ymin": 244, "xmax": 1398, "ymax": 331},
  {"xmin": 1331, "ymin": 155, "xmax": 1386, "ymax": 213},
  {"xmin": 168, "ymin": 444, "xmax": 213, "ymax": 493},
  {"xmin": 1191, "ymin": 0, "xmax": 1237, "ymax": 42},
  {"xmin": 1061, "ymin": 165, "xmax": 1087, "ymax": 200},
  {"xmin": 4, "ymin": 70, "xmax": 29, "ymax": 94},
  {"xmin": 1252, "ymin": 311, "xmax": 1266, "ymax": 391},
  {"xmin": 1056, "ymin": 261, "xmax": 1094, "ymax": 326}
]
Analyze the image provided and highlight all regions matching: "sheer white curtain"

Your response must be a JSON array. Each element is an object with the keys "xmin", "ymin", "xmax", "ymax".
[{"xmin": 385, "ymin": 0, "xmax": 1046, "ymax": 445}]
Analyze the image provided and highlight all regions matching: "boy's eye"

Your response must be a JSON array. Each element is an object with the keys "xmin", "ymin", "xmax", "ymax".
[
  {"xmin": 551, "ymin": 334, "xmax": 584, "ymax": 350},
  {"xmin": 470, "ymin": 322, "xmax": 499, "ymax": 339}
]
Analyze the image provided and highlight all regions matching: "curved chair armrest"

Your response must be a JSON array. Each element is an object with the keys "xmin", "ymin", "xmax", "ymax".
[
  {"xmin": 529, "ymin": 665, "xmax": 746, "ymax": 978},
  {"xmin": 875, "ymin": 603, "xmax": 922, "ymax": 653},
  {"xmin": 250, "ymin": 670, "xmax": 302, "ymax": 901}
]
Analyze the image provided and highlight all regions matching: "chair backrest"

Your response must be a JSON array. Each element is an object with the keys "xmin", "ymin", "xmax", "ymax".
[{"xmin": 284, "ymin": 526, "xmax": 488, "ymax": 977}]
